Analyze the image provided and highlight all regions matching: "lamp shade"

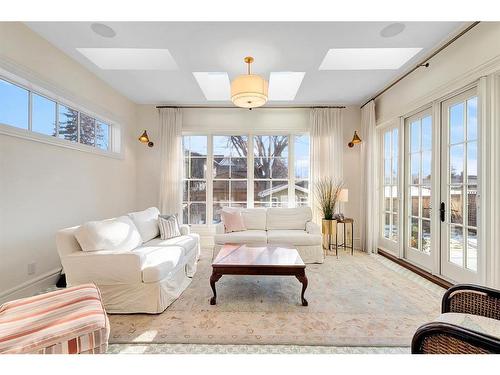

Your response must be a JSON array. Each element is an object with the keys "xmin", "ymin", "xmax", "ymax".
[
  {"xmin": 231, "ymin": 74, "xmax": 268, "ymax": 108},
  {"xmin": 338, "ymin": 188, "xmax": 349, "ymax": 202}
]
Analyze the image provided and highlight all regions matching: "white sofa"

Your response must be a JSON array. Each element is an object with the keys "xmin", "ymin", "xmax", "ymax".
[
  {"xmin": 56, "ymin": 207, "xmax": 200, "ymax": 314},
  {"xmin": 214, "ymin": 207, "xmax": 324, "ymax": 263}
]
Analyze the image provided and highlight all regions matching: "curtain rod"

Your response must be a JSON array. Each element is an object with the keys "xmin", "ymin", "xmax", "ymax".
[
  {"xmin": 156, "ymin": 105, "xmax": 345, "ymax": 109},
  {"xmin": 360, "ymin": 21, "xmax": 480, "ymax": 109}
]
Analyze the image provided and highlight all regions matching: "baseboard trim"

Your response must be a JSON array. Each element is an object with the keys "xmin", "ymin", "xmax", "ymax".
[
  {"xmin": 0, "ymin": 268, "xmax": 62, "ymax": 303},
  {"xmin": 377, "ymin": 249, "xmax": 453, "ymax": 289}
]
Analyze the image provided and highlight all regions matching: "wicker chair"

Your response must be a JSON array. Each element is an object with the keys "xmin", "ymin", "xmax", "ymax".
[{"xmin": 412, "ymin": 284, "xmax": 500, "ymax": 354}]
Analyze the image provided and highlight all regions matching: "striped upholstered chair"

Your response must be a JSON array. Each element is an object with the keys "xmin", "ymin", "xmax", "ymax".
[{"xmin": 0, "ymin": 284, "xmax": 109, "ymax": 354}]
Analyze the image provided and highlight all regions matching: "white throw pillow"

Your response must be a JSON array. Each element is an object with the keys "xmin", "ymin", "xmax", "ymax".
[
  {"xmin": 128, "ymin": 207, "xmax": 160, "ymax": 242},
  {"xmin": 75, "ymin": 216, "xmax": 142, "ymax": 252}
]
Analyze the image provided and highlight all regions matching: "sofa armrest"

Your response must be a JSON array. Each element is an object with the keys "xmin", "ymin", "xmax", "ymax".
[
  {"xmin": 179, "ymin": 224, "xmax": 190, "ymax": 235},
  {"xmin": 62, "ymin": 250, "xmax": 143, "ymax": 285},
  {"xmin": 306, "ymin": 221, "xmax": 321, "ymax": 235},
  {"xmin": 215, "ymin": 222, "xmax": 225, "ymax": 234},
  {"xmin": 442, "ymin": 284, "xmax": 500, "ymax": 320}
]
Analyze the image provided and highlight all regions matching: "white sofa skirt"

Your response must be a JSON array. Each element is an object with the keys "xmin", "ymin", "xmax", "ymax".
[
  {"xmin": 87, "ymin": 246, "xmax": 199, "ymax": 314},
  {"xmin": 213, "ymin": 244, "xmax": 324, "ymax": 264}
]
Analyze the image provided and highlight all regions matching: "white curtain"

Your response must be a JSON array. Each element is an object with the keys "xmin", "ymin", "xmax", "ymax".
[
  {"xmin": 159, "ymin": 108, "xmax": 183, "ymax": 216},
  {"xmin": 309, "ymin": 108, "xmax": 344, "ymax": 224},
  {"xmin": 360, "ymin": 101, "xmax": 377, "ymax": 253}
]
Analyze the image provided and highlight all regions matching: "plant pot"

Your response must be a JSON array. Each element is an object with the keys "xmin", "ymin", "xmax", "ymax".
[{"xmin": 322, "ymin": 218, "xmax": 337, "ymax": 250}]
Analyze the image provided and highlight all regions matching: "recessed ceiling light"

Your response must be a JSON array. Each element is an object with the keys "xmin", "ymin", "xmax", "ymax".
[
  {"xmin": 268, "ymin": 72, "xmax": 305, "ymax": 101},
  {"xmin": 193, "ymin": 72, "xmax": 230, "ymax": 101},
  {"xmin": 90, "ymin": 23, "xmax": 116, "ymax": 38},
  {"xmin": 380, "ymin": 23, "xmax": 406, "ymax": 38},
  {"xmin": 76, "ymin": 48, "xmax": 178, "ymax": 70},
  {"xmin": 319, "ymin": 48, "xmax": 422, "ymax": 70}
]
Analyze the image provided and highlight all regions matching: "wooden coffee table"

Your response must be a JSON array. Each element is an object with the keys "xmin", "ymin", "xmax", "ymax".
[{"xmin": 210, "ymin": 243, "xmax": 308, "ymax": 306}]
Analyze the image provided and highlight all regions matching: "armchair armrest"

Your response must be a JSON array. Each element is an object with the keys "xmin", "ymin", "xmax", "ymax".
[
  {"xmin": 411, "ymin": 322, "xmax": 500, "ymax": 354},
  {"xmin": 442, "ymin": 284, "xmax": 500, "ymax": 320},
  {"xmin": 179, "ymin": 224, "xmax": 190, "ymax": 235},
  {"xmin": 306, "ymin": 221, "xmax": 321, "ymax": 235},
  {"xmin": 215, "ymin": 222, "xmax": 225, "ymax": 235}
]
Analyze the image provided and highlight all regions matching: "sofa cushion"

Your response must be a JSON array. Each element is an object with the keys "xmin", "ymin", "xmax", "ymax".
[
  {"xmin": 221, "ymin": 209, "xmax": 246, "ymax": 232},
  {"xmin": 266, "ymin": 207, "xmax": 312, "ymax": 230},
  {"xmin": 145, "ymin": 234, "xmax": 199, "ymax": 255},
  {"xmin": 214, "ymin": 230, "xmax": 267, "ymax": 245},
  {"xmin": 435, "ymin": 313, "xmax": 500, "ymax": 339},
  {"xmin": 220, "ymin": 208, "xmax": 267, "ymax": 230},
  {"xmin": 267, "ymin": 229, "xmax": 322, "ymax": 246},
  {"xmin": 128, "ymin": 207, "xmax": 160, "ymax": 242},
  {"xmin": 138, "ymin": 246, "xmax": 184, "ymax": 283},
  {"xmin": 74, "ymin": 216, "xmax": 142, "ymax": 252}
]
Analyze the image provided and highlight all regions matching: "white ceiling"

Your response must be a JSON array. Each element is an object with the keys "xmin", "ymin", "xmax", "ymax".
[{"xmin": 26, "ymin": 22, "xmax": 465, "ymax": 106}]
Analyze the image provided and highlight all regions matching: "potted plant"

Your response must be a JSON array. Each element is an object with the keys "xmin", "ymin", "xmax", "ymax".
[{"xmin": 315, "ymin": 178, "xmax": 344, "ymax": 250}]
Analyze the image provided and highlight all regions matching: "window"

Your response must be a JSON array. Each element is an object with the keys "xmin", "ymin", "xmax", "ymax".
[
  {"xmin": 254, "ymin": 135, "xmax": 289, "ymax": 207},
  {"xmin": 182, "ymin": 136, "xmax": 208, "ymax": 225},
  {"xmin": 213, "ymin": 136, "xmax": 248, "ymax": 223},
  {"xmin": 182, "ymin": 133, "xmax": 310, "ymax": 225},
  {"xmin": 0, "ymin": 79, "xmax": 29, "ymax": 129},
  {"xmin": 294, "ymin": 134, "xmax": 310, "ymax": 206},
  {"xmin": 0, "ymin": 76, "xmax": 114, "ymax": 153},
  {"xmin": 32, "ymin": 94, "xmax": 56, "ymax": 136},
  {"xmin": 382, "ymin": 127, "xmax": 399, "ymax": 242}
]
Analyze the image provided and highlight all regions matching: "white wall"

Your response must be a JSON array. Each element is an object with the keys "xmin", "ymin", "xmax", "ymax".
[
  {"xmin": 0, "ymin": 23, "xmax": 138, "ymax": 301},
  {"xmin": 135, "ymin": 106, "xmax": 362, "ymax": 247},
  {"xmin": 376, "ymin": 22, "xmax": 500, "ymax": 123}
]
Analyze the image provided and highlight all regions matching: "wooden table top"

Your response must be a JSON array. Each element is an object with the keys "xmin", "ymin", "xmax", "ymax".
[{"xmin": 213, "ymin": 244, "xmax": 305, "ymax": 268}]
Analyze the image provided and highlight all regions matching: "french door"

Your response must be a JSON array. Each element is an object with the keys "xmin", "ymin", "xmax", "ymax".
[
  {"xmin": 404, "ymin": 109, "xmax": 433, "ymax": 270},
  {"xmin": 440, "ymin": 88, "xmax": 480, "ymax": 283},
  {"xmin": 402, "ymin": 87, "xmax": 481, "ymax": 284}
]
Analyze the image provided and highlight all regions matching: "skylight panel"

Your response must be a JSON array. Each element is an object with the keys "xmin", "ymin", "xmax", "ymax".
[
  {"xmin": 319, "ymin": 48, "xmax": 422, "ymax": 70},
  {"xmin": 268, "ymin": 72, "xmax": 305, "ymax": 101},
  {"xmin": 76, "ymin": 48, "xmax": 178, "ymax": 70},
  {"xmin": 193, "ymin": 72, "xmax": 230, "ymax": 101}
]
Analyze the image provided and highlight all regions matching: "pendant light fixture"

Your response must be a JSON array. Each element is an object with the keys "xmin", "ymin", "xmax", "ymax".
[
  {"xmin": 348, "ymin": 131, "xmax": 362, "ymax": 148},
  {"xmin": 231, "ymin": 56, "xmax": 268, "ymax": 109}
]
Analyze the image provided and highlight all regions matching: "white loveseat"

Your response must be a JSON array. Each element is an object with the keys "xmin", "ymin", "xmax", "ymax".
[
  {"xmin": 56, "ymin": 207, "xmax": 200, "ymax": 314},
  {"xmin": 214, "ymin": 207, "xmax": 324, "ymax": 263}
]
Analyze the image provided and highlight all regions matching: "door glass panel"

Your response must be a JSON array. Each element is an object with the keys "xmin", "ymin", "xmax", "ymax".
[
  {"xmin": 421, "ymin": 219, "xmax": 431, "ymax": 255},
  {"xmin": 450, "ymin": 103, "xmax": 464, "ymax": 144},
  {"xmin": 450, "ymin": 144, "xmax": 464, "ymax": 184},
  {"xmin": 406, "ymin": 112, "xmax": 432, "ymax": 260},
  {"xmin": 467, "ymin": 228, "xmax": 477, "ymax": 271},
  {"xmin": 449, "ymin": 225, "xmax": 464, "ymax": 267},
  {"xmin": 444, "ymin": 93, "xmax": 479, "ymax": 279}
]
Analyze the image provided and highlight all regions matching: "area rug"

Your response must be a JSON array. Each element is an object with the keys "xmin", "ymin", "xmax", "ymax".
[{"xmin": 108, "ymin": 248, "xmax": 444, "ymax": 347}]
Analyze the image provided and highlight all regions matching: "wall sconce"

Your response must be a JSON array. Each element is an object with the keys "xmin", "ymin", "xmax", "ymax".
[
  {"xmin": 138, "ymin": 130, "xmax": 154, "ymax": 147},
  {"xmin": 348, "ymin": 131, "xmax": 362, "ymax": 148}
]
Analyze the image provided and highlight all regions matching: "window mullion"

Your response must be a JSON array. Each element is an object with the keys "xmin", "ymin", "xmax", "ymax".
[
  {"xmin": 289, "ymin": 134, "xmax": 295, "ymax": 208},
  {"xmin": 207, "ymin": 135, "xmax": 213, "ymax": 224},
  {"xmin": 248, "ymin": 134, "xmax": 254, "ymax": 208}
]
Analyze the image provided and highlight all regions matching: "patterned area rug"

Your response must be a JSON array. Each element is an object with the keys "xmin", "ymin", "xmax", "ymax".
[{"xmin": 108, "ymin": 248, "xmax": 444, "ymax": 346}]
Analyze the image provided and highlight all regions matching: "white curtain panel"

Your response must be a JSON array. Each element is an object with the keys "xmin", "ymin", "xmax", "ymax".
[
  {"xmin": 360, "ymin": 101, "xmax": 377, "ymax": 253},
  {"xmin": 159, "ymin": 108, "xmax": 183, "ymax": 216},
  {"xmin": 309, "ymin": 108, "xmax": 344, "ymax": 224}
]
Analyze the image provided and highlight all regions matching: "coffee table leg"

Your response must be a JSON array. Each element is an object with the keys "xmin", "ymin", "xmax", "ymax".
[
  {"xmin": 296, "ymin": 273, "xmax": 308, "ymax": 306},
  {"xmin": 210, "ymin": 271, "xmax": 222, "ymax": 305}
]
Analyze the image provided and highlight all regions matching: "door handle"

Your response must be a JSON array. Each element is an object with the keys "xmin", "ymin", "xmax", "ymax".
[{"xmin": 440, "ymin": 202, "xmax": 445, "ymax": 222}]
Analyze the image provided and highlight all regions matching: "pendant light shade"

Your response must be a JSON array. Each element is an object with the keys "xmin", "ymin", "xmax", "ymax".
[{"xmin": 231, "ymin": 56, "xmax": 268, "ymax": 109}]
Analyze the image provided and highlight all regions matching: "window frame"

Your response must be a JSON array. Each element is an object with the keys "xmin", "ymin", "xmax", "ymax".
[
  {"xmin": 181, "ymin": 131, "xmax": 310, "ymax": 226},
  {"xmin": 377, "ymin": 120, "xmax": 402, "ymax": 256},
  {"xmin": 0, "ymin": 69, "xmax": 120, "ymax": 158}
]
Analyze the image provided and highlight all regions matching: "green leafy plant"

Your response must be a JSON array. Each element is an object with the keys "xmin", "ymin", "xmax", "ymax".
[{"xmin": 315, "ymin": 178, "xmax": 344, "ymax": 220}]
